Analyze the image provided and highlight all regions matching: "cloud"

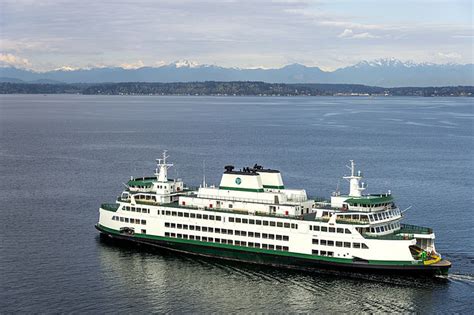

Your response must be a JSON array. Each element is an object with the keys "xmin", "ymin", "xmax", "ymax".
[
  {"xmin": 338, "ymin": 29, "xmax": 354, "ymax": 38},
  {"xmin": 0, "ymin": 38, "xmax": 60, "ymax": 53},
  {"xmin": 437, "ymin": 52, "xmax": 462, "ymax": 59},
  {"xmin": 338, "ymin": 29, "xmax": 380, "ymax": 39},
  {"xmin": 352, "ymin": 32, "xmax": 380, "ymax": 39},
  {"xmin": 154, "ymin": 60, "xmax": 167, "ymax": 67},
  {"xmin": 0, "ymin": 53, "xmax": 31, "ymax": 67},
  {"xmin": 0, "ymin": 0, "xmax": 472, "ymax": 70}
]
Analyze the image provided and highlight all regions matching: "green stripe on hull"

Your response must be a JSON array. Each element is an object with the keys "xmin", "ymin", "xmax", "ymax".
[
  {"xmin": 263, "ymin": 185, "xmax": 285, "ymax": 189},
  {"xmin": 219, "ymin": 186, "xmax": 265, "ymax": 193},
  {"xmin": 97, "ymin": 224, "xmax": 420, "ymax": 267}
]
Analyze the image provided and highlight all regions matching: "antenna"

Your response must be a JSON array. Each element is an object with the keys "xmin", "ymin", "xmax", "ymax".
[
  {"xmin": 343, "ymin": 160, "xmax": 365, "ymax": 197},
  {"xmin": 155, "ymin": 150, "xmax": 173, "ymax": 182},
  {"xmin": 202, "ymin": 160, "xmax": 207, "ymax": 188},
  {"xmin": 175, "ymin": 163, "xmax": 179, "ymax": 181},
  {"xmin": 401, "ymin": 205, "xmax": 412, "ymax": 214},
  {"xmin": 345, "ymin": 160, "xmax": 355, "ymax": 176}
]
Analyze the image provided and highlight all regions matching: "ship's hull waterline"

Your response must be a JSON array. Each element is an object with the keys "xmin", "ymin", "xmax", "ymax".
[{"xmin": 96, "ymin": 224, "xmax": 451, "ymax": 277}]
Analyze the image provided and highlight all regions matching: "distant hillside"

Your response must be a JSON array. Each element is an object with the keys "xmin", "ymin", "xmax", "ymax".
[
  {"xmin": 1, "ymin": 59, "xmax": 472, "ymax": 87},
  {"xmin": 1, "ymin": 81, "xmax": 472, "ymax": 97},
  {"xmin": 0, "ymin": 77, "xmax": 25, "ymax": 83}
]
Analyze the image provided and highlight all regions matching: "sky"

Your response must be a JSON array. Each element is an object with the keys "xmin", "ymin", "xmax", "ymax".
[{"xmin": 0, "ymin": 0, "xmax": 472, "ymax": 71}]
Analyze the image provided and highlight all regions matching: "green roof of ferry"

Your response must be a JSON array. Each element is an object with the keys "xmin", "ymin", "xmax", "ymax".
[{"xmin": 345, "ymin": 195, "xmax": 393, "ymax": 205}]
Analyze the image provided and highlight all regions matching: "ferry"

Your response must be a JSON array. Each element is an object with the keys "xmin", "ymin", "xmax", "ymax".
[{"xmin": 96, "ymin": 151, "xmax": 451, "ymax": 276}]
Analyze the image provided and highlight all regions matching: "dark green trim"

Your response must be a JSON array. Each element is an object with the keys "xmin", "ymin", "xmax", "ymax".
[
  {"xmin": 219, "ymin": 186, "xmax": 265, "ymax": 193},
  {"xmin": 368, "ymin": 259, "xmax": 422, "ymax": 266},
  {"xmin": 101, "ymin": 203, "xmax": 119, "ymax": 212},
  {"xmin": 400, "ymin": 223, "xmax": 433, "ymax": 234},
  {"xmin": 363, "ymin": 233, "xmax": 414, "ymax": 240},
  {"xmin": 263, "ymin": 185, "xmax": 285, "ymax": 189},
  {"xmin": 127, "ymin": 179, "xmax": 154, "ymax": 187},
  {"xmin": 345, "ymin": 195, "xmax": 393, "ymax": 206},
  {"xmin": 97, "ymin": 224, "xmax": 351, "ymax": 263},
  {"xmin": 96, "ymin": 224, "xmax": 420, "ymax": 266}
]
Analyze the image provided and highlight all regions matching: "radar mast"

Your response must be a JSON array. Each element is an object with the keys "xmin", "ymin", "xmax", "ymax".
[{"xmin": 155, "ymin": 150, "xmax": 173, "ymax": 182}]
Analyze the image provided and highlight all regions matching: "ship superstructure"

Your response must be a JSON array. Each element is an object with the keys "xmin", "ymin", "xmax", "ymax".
[{"xmin": 96, "ymin": 152, "xmax": 451, "ymax": 276}]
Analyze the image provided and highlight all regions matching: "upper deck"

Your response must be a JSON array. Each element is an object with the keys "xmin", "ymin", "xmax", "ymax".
[{"xmin": 115, "ymin": 153, "xmax": 413, "ymax": 239}]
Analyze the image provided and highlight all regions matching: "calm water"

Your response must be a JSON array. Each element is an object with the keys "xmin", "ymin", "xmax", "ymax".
[{"xmin": 0, "ymin": 95, "xmax": 473, "ymax": 312}]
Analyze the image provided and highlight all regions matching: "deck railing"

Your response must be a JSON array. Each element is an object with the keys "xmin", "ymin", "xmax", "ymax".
[
  {"xmin": 399, "ymin": 223, "xmax": 433, "ymax": 234},
  {"xmin": 335, "ymin": 218, "xmax": 370, "ymax": 225},
  {"xmin": 363, "ymin": 233, "xmax": 414, "ymax": 240}
]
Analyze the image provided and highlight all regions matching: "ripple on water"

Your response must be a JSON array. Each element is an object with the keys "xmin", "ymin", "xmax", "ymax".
[{"xmin": 0, "ymin": 95, "xmax": 472, "ymax": 313}]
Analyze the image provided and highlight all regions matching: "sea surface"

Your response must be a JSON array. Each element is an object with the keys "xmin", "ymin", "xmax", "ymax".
[{"xmin": 0, "ymin": 95, "xmax": 472, "ymax": 313}]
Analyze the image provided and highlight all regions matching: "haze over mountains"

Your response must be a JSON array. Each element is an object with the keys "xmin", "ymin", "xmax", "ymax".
[{"xmin": 1, "ymin": 59, "xmax": 472, "ymax": 87}]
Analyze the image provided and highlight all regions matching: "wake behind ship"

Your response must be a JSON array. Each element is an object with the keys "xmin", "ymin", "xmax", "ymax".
[{"xmin": 96, "ymin": 151, "xmax": 451, "ymax": 276}]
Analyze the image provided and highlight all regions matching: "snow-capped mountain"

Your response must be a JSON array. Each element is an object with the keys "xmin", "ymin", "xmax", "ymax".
[
  {"xmin": 333, "ymin": 59, "xmax": 473, "ymax": 86},
  {"xmin": 172, "ymin": 59, "xmax": 200, "ymax": 68},
  {"xmin": 352, "ymin": 58, "xmax": 426, "ymax": 68},
  {"xmin": 1, "ymin": 59, "xmax": 472, "ymax": 87}
]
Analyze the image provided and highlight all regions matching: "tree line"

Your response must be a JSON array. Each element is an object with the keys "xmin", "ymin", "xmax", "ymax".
[{"xmin": 0, "ymin": 81, "xmax": 472, "ymax": 97}]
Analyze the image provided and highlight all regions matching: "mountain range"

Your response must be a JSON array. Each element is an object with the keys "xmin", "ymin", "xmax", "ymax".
[{"xmin": 1, "ymin": 59, "xmax": 472, "ymax": 87}]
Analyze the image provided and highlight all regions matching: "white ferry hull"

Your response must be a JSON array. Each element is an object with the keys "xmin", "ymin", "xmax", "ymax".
[
  {"xmin": 96, "ymin": 154, "xmax": 451, "ymax": 277},
  {"xmin": 96, "ymin": 224, "xmax": 451, "ymax": 277}
]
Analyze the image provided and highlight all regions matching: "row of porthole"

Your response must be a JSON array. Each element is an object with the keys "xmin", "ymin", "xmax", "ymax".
[
  {"xmin": 164, "ymin": 232, "xmax": 290, "ymax": 251},
  {"xmin": 310, "ymin": 225, "xmax": 352, "ymax": 234},
  {"xmin": 112, "ymin": 216, "xmax": 146, "ymax": 225},
  {"xmin": 312, "ymin": 238, "xmax": 369, "ymax": 249},
  {"xmin": 165, "ymin": 222, "xmax": 290, "ymax": 241},
  {"xmin": 122, "ymin": 206, "xmax": 150, "ymax": 213}
]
